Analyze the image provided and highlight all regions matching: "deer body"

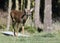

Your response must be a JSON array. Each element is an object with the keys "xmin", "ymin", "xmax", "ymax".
[
  {"xmin": 10, "ymin": 10, "xmax": 28, "ymax": 36},
  {"xmin": 11, "ymin": 10, "xmax": 25, "ymax": 22},
  {"xmin": 10, "ymin": 8, "xmax": 34, "ymax": 36}
]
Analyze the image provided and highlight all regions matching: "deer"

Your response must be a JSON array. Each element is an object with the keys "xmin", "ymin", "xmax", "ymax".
[{"xmin": 10, "ymin": 8, "xmax": 34, "ymax": 36}]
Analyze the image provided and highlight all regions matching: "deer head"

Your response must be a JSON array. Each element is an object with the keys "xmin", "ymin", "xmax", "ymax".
[{"xmin": 25, "ymin": 8, "xmax": 34, "ymax": 15}]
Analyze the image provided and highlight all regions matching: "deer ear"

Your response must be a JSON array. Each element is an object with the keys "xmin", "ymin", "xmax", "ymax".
[{"xmin": 30, "ymin": 8, "xmax": 34, "ymax": 12}]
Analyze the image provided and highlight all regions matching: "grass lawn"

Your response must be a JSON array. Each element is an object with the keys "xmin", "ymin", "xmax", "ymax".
[{"xmin": 0, "ymin": 32, "xmax": 60, "ymax": 43}]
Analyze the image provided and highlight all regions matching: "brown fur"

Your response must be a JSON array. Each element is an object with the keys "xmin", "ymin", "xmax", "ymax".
[{"xmin": 10, "ymin": 10, "xmax": 28, "ymax": 36}]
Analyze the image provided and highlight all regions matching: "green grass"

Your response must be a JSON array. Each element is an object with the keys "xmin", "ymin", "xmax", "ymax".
[{"xmin": 0, "ymin": 32, "xmax": 60, "ymax": 43}]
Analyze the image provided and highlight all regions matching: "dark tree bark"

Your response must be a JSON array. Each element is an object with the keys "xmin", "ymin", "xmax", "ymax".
[
  {"xmin": 34, "ymin": 0, "xmax": 42, "ymax": 31},
  {"xmin": 6, "ymin": 0, "xmax": 12, "ymax": 31},
  {"xmin": 44, "ymin": 0, "xmax": 52, "ymax": 32}
]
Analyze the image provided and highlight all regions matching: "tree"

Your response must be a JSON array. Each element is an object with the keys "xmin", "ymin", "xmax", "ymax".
[
  {"xmin": 44, "ymin": 0, "xmax": 52, "ymax": 32},
  {"xmin": 21, "ymin": 0, "xmax": 23, "ymax": 11},
  {"xmin": 34, "ymin": 0, "xmax": 42, "ymax": 29},
  {"xmin": 6, "ymin": 0, "xmax": 12, "ymax": 30},
  {"xmin": 16, "ymin": 0, "xmax": 19, "ymax": 10}
]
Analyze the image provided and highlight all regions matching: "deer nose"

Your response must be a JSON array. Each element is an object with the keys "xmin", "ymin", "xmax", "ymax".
[{"xmin": 27, "ymin": 12, "xmax": 32, "ymax": 15}]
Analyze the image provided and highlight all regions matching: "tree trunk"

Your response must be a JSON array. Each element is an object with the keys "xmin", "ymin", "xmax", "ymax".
[
  {"xmin": 6, "ymin": 0, "xmax": 12, "ymax": 31},
  {"xmin": 44, "ymin": 0, "xmax": 52, "ymax": 32},
  {"xmin": 16, "ymin": 0, "xmax": 19, "ymax": 10},
  {"xmin": 27, "ymin": 0, "xmax": 30, "ymax": 10},
  {"xmin": 21, "ymin": 0, "xmax": 23, "ymax": 11},
  {"xmin": 34, "ymin": 0, "xmax": 42, "ymax": 29}
]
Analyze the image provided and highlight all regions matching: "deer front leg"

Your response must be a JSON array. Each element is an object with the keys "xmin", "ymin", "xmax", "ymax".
[
  {"xmin": 14, "ymin": 23, "xmax": 18, "ymax": 37},
  {"xmin": 12, "ymin": 21, "xmax": 16, "ymax": 36},
  {"xmin": 22, "ymin": 26, "xmax": 24, "ymax": 35},
  {"xmin": 15, "ymin": 23, "xmax": 20, "ymax": 37}
]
